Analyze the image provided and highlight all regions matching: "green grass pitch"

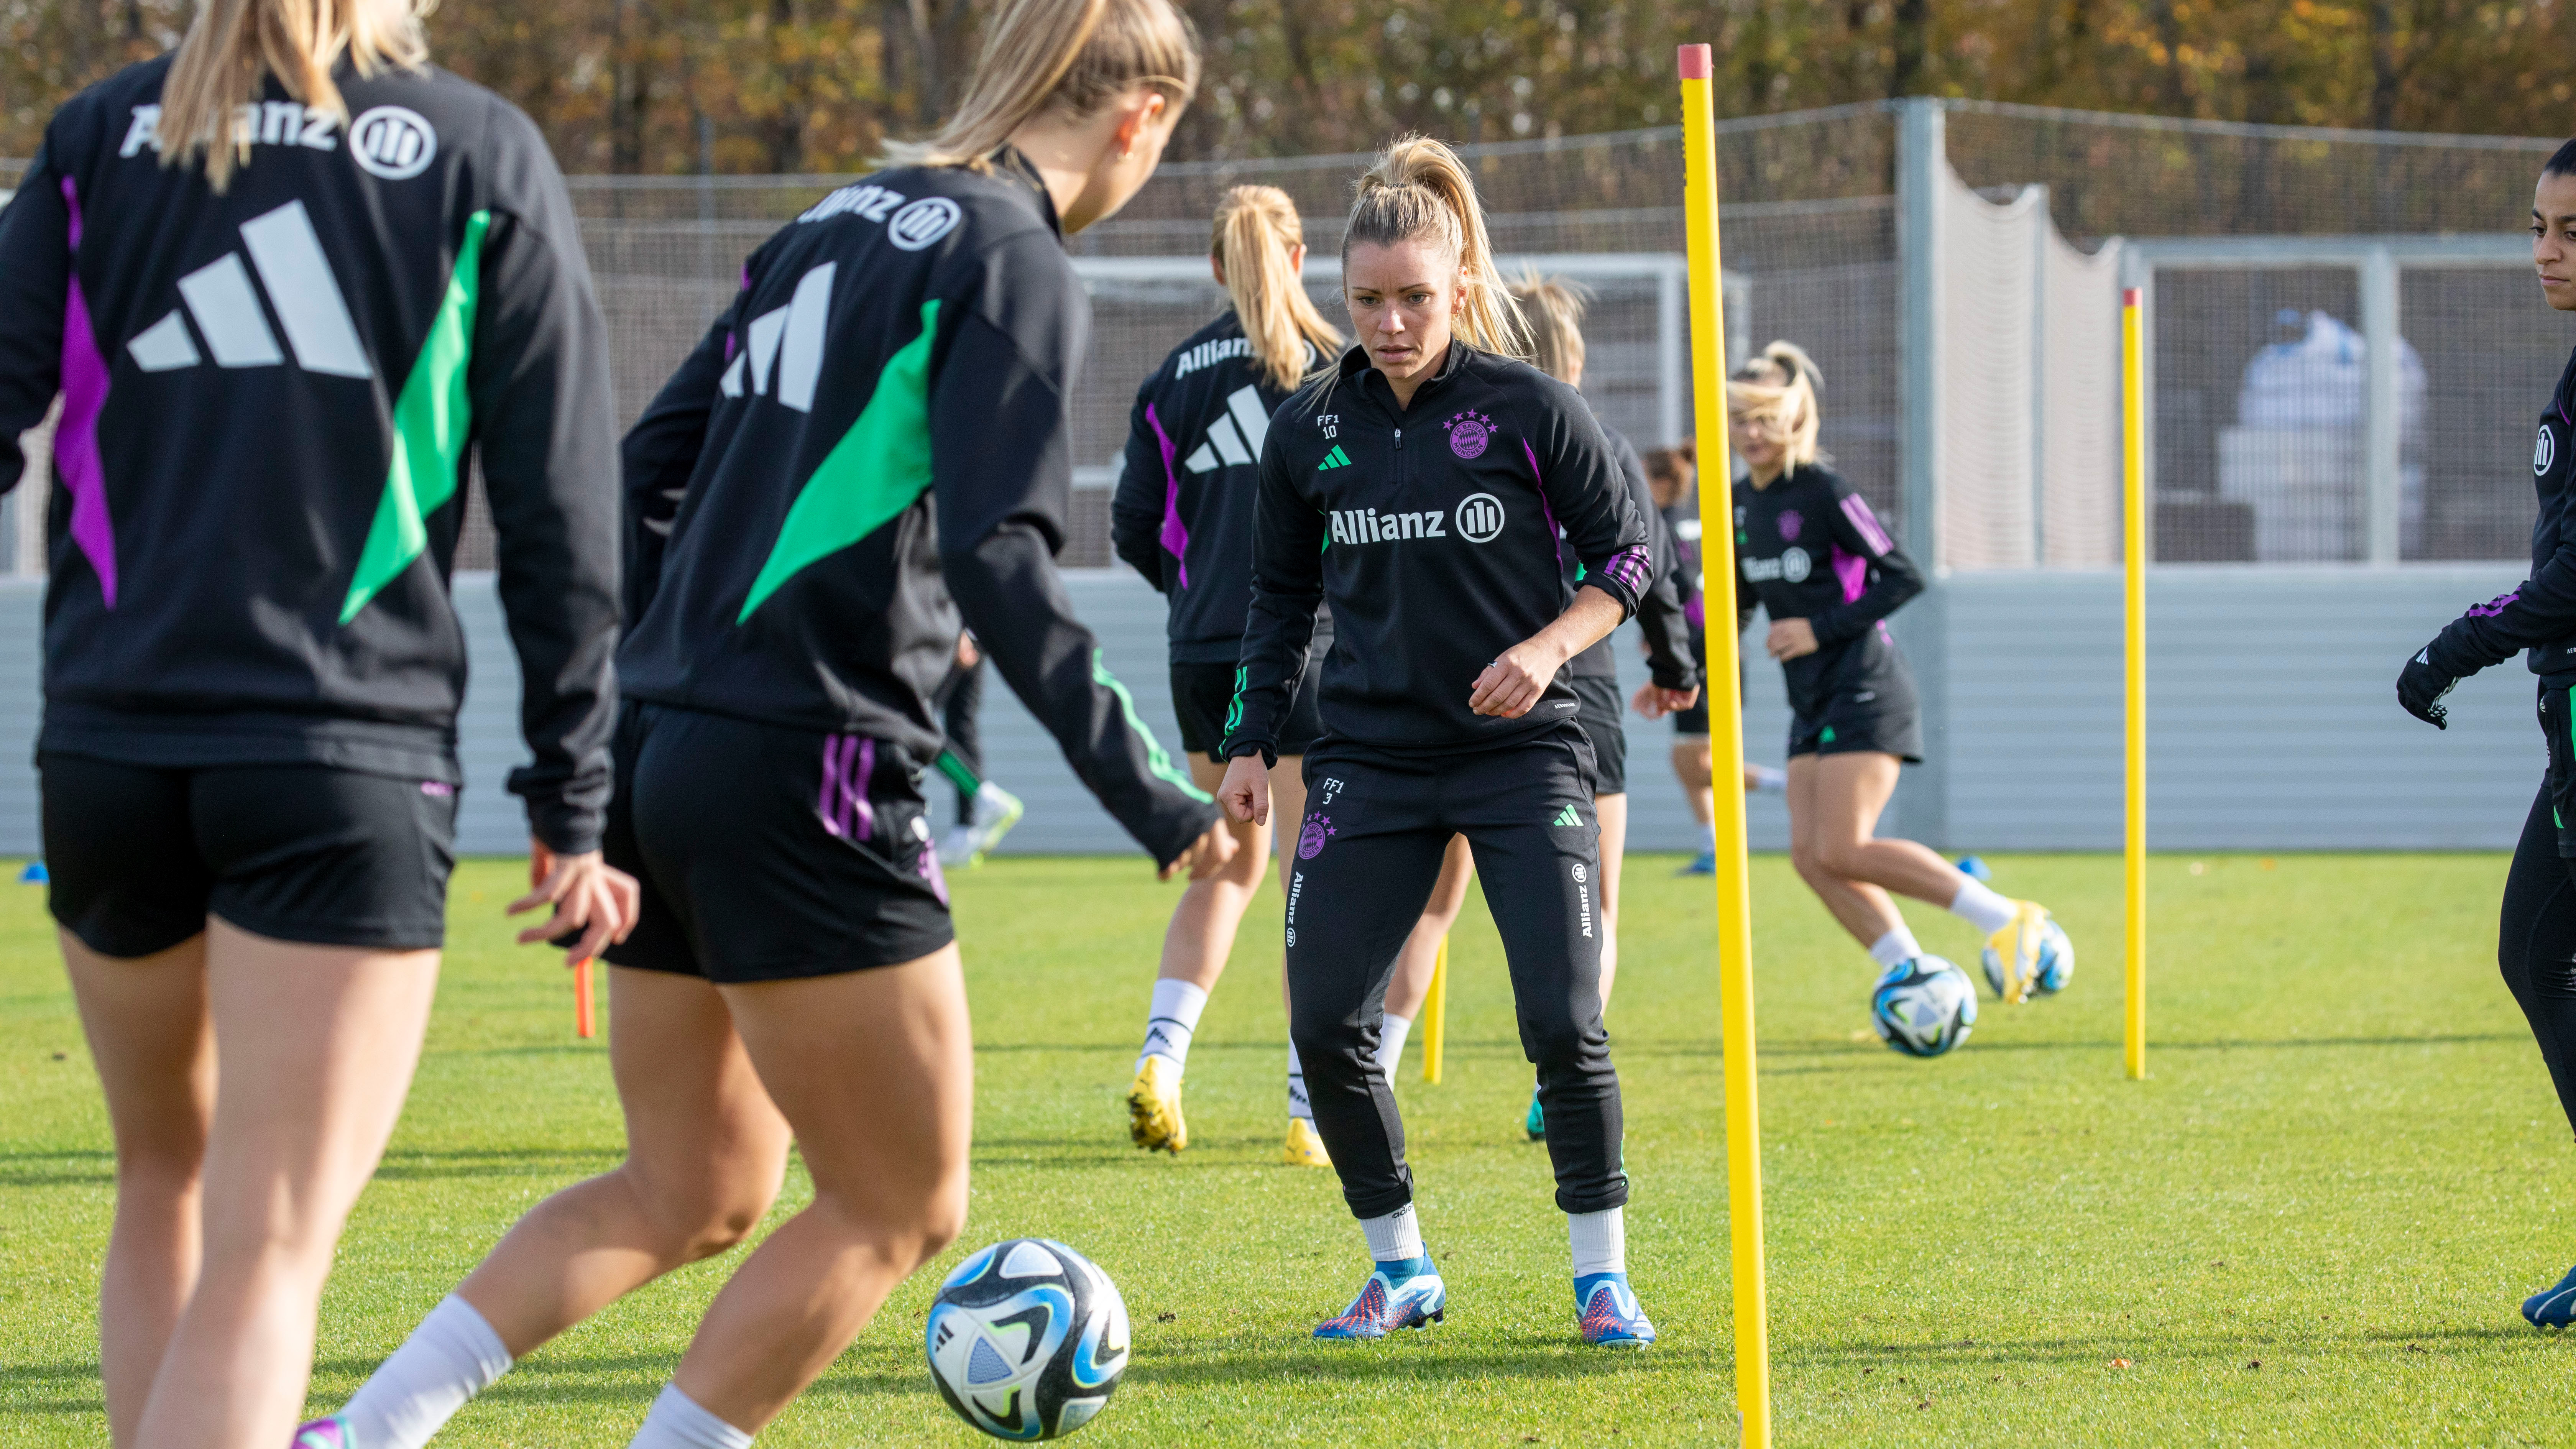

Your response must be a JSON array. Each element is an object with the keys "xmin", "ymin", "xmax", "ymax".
[{"xmin": 2, "ymin": 852, "xmax": 2570, "ymax": 1444}]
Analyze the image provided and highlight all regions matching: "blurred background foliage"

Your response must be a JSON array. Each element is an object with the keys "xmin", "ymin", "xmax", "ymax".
[{"xmin": 7, "ymin": 0, "xmax": 2576, "ymax": 172}]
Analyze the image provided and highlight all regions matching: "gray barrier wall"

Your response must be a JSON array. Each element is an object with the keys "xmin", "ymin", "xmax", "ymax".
[{"xmin": 0, "ymin": 563, "xmax": 2535, "ymax": 857}]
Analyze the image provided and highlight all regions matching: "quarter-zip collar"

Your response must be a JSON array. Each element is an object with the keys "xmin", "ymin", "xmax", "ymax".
[{"xmin": 985, "ymin": 145, "xmax": 1065, "ymax": 240}]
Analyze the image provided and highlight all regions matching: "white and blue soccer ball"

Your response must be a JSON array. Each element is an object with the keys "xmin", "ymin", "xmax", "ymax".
[
  {"xmin": 927, "ymin": 1238, "xmax": 1129, "ymax": 1440},
  {"xmin": 1871, "ymin": 956, "xmax": 1978, "ymax": 1058},
  {"xmin": 1981, "ymin": 918, "xmax": 2074, "ymax": 999}
]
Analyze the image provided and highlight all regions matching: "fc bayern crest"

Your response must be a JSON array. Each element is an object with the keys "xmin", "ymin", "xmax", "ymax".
[
  {"xmin": 1445, "ymin": 410, "xmax": 1495, "ymax": 460},
  {"xmin": 1297, "ymin": 814, "xmax": 1335, "ymax": 859},
  {"xmin": 1776, "ymin": 509, "xmax": 1803, "ymax": 542}
]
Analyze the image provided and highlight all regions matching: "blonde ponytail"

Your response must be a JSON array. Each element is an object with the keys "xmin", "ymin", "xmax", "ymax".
[
  {"xmin": 158, "ymin": 0, "xmax": 428, "ymax": 192},
  {"xmin": 1341, "ymin": 134, "xmax": 1530, "ymax": 359},
  {"xmin": 884, "ymin": 0, "xmax": 1198, "ymax": 172},
  {"xmin": 1509, "ymin": 271, "xmax": 1590, "ymax": 386},
  {"xmin": 1726, "ymin": 340, "xmax": 1827, "ymax": 468},
  {"xmin": 1212, "ymin": 185, "xmax": 1339, "ymax": 391}
]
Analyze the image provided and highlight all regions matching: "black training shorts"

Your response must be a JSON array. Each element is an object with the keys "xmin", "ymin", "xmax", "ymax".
[
  {"xmin": 604, "ymin": 704, "xmax": 954, "ymax": 984},
  {"xmin": 1569, "ymin": 672, "xmax": 1628, "ymax": 795},
  {"xmin": 42, "ymin": 753, "xmax": 458, "ymax": 956},
  {"xmin": 1170, "ymin": 635, "xmax": 1328, "ymax": 760},
  {"xmin": 1786, "ymin": 642, "xmax": 1923, "ymax": 764}
]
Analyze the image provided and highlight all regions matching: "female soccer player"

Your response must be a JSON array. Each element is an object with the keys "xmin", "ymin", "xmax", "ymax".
[
  {"xmin": 1507, "ymin": 274, "xmax": 1699, "ymax": 1140},
  {"xmin": 2394, "ymin": 137, "xmax": 2576, "ymax": 1329},
  {"xmin": 0, "ymin": 1, "xmax": 634, "ymax": 1442},
  {"xmin": 1111, "ymin": 184, "xmax": 1473, "ymax": 1165},
  {"xmin": 1217, "ymin": 135, "xmax": 1661, "ymax": 1348},
  {"xmin": 1722, "ymin": 343, "xmax": 2064, "ymax": 1015},
  {"xmin": 1644, "ymin": 439, "xmax": 1784, "ymax": 876},
  {"xmin": 316, "ymin": 3, "xmax": 1228, "ymax": 1444}
]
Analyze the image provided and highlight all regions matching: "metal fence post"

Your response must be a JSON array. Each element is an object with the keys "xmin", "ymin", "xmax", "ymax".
[
  {"xmin": 2360, "ymin": 245, "xmax": 2402, "ymax": 564},
  {"xmin": 1896, "ymin": 96, "xmax": 1950, "ymax": 846},
  {"xmin": 1658, "ymin": 260, "xmax": 1686, "ymax": 448}
]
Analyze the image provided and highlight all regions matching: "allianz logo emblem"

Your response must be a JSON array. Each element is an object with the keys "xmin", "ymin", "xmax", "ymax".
[
  {"xmin": 350, "ymin": 106, "xmax": 436, "ymax": 180},
  {"xmin": 1741, "ymin": 546, "xmax": 1810, "ymax": 583},
  {"xmin": 1454, "ymin": 492, "xmax": 1505, "ymax": 543}
]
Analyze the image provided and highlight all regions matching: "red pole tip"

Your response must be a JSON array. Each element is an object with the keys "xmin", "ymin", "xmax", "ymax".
[
  {"xmin": 1677, "ymin": 44, "xmax": 1714, "ymax": 80},
  {"xmin": 2123, "ymin": 287, "xmax": 2142, "ymax": 307}
]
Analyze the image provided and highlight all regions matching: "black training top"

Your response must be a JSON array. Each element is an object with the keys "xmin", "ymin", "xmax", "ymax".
[
  {"xmin": 618, "ymin": 150, "xmax": 1219, "ymax": 867},
  {"xmin": 0, "ymin": 56, "xmax": 619, "ymax": 852},
  {"xmin": 1731, "ymin": 463, "xmax": 1924, "ymax": 713},
  {"xmin": 1563, "ymin": 421, "xmax": 1697, "ymax": 687},
  {"xmin": 1224, "ymin": 341, "xmax": 1651, "ymax": 763},
  {"xmin": 1110, "ymin": 309, "xmax": 1329, "ymax": 663},
  {"xmin": 2427, "ymin": 345, "xmax": 2576, "ymax": 685}
]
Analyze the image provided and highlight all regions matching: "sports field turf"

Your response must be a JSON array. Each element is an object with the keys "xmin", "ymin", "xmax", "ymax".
[{"xmin": 2, "ymin": 851, "xmax": 2569, "ymax": 1444}]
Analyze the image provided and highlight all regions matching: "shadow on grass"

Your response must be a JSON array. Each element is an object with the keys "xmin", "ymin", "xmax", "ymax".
[
  {"xmin": 1775, "ymin": 1321, "xmax": 2541, "ymax": 1369},
  {"xmin": 0, "ymin": 1148, "xmax": 112, "ymax": 1188}
]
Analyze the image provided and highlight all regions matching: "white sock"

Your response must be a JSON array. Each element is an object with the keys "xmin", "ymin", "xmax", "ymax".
[
  {"xmin": 1748, "ymin": 764, "xmax": 1787, "ymax": 794},
  {"xmin": 1287, "ymin": 1041, "xmax": 1313, "ymax": 1120},
  {"xmin": 1569, "ymin": 1207, "xmax": 1627, "ymax": 1277},
  {"xmin": 1377, "ymin": 1013, "xmax": 1413, "ymax": 1081},
  {"xmin": 1137, "ymin": 978, "xmax": 1209, "ymax": 1072},
  {"xmin": 1696, "ymin": 820, "xmax": 1716, "ymax": 854},
  {"xmin": 629, "ymin": 1385, "xmax": 754, "ymax": 1449},
  {"xmin": 1867, "ymin": 927, "xmax": 1922, "ymax": 969},
  {"xmin": 338, "ymin": 1295, "xmax": 513, "ymax": 1449},
  {"xmin": 1949, "ymin": 877, "xmax": 2018, "ymax": 936},
  {"xmin": 1359, "ymin": 1204, "xmax": 1425, "ymax": 1263}
]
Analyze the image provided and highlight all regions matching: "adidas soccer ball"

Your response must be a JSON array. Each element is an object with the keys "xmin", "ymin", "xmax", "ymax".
[
  {"xmin": 1981, "ymin": 918, "xmax": 2074, "ymax": 998},
  {"xmin": 1871, "ymin": 956, "xmax": 1978, "ymax": 1058},
  {"xmin": 927, "ymin": 1238, "xmax": 1129, "ymax": 1439}
]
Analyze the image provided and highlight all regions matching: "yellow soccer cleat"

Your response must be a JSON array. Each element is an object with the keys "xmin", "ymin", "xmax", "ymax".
[
  {"xmin": 1127, "ymin": 1054, "xmax": 1188, "ymax": 1153},
  {"xmin": 1980, "ymin": 900, "xmax": 2057, "ymax": 1005},
  {"xmin": 1283, "ymin": 1117, "xmax": 1333, "ymax": 1167}
]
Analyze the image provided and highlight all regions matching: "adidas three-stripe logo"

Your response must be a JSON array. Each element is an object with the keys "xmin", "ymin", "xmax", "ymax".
[
  {"xmin": 1183, "ymin": 385, "xmax": 1273, "ymax": 473},
  {"xmin": 718, "ymin": 262, "xmax": 835, "ymax": 412},
  {"xmin": 1317, "ymin": 445, "xmax": 1352, "ymax": 471},
  {"xmin": 128, "ymin": 201, "xmax": 372, "ymax": 379},
  {"xmin": 1551, "ymin": 804, "xmax": 1582, "ymax": 827}
]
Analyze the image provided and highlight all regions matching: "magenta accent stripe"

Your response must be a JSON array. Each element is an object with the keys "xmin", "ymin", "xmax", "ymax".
[
  {"xmin": 1145, "ymin": 403, "xmax": 1189, "ymax": 588},
  {"xmin": 1829, "ymin": 544, "xmax": 1867, "ymax": 604},
  {"xmin": 1685, "ymin": 594, "xmax": 1706, "ymax": 628},
  {"xmin": 1524, "ymin": 440, "xmax": 1562, "ymax": 568},
  {"xmin": 723, "ymin": 266, "xmax": 750, "ymax": 361},
  {"xmin": 1840, "ymin": 494, "xmax": 1894, "ymax": 556},
  {"xmin": 818, "ymin": 734, "xmax": 878, "ymax": 841},
  {"xmin": 54, "ymin": 177, "xmax": 118, "ymax": 609},
  {"xmin": 2467, "ymin": 592, "xmax": 2520, "ymax": 618}
]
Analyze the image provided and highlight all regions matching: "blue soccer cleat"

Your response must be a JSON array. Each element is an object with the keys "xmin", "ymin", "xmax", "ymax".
[
  {"xmin": 1677, "ymin": 851, "xmax": 1716, "ymax": 876},
  {"xmin": 1314, "ymin": 1256, "xmax": 1446, "ymax": 1340},
  {"xmin": 2523, "ymin": 1263, "xmax": 2576, "ymax": 1327},
  {"xmin": 1576, "ymin": 1272, "xmax": 1657, "ymax": 1347},
  {"xmin": 288, "ymin": 1417, "xmax": 349, "ymax": 1449}
]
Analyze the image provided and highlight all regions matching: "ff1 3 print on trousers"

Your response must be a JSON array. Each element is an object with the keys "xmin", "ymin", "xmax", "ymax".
[{"xmin": 1285, "ymin": 722, "xmax": 1629, "ymax": 1219}]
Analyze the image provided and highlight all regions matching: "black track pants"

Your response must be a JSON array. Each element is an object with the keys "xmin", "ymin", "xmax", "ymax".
[
  {"xmin": 2501, "ymin": 782, "xmax": 2576, "ymax": 1140},
  {"xmin": 1285, "ymin": 724, "xmax": 1628, "ymax": 1219}
]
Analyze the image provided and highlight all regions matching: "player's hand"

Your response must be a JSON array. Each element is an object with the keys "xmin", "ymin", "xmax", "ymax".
[
  {"xmin": 2395, "ymin": 645, "xmax": 2457, "ymax": 730},
  {"xmin": 1766, "ymin": 618, "xmax": 1819, "ymax": 660},
  {"xmin": 956, "ymin": 632, "xmax": 980, "ymax": 668},
  {"xmin": 1470, "ymin": 637, "xmax": 1566, "ymax": 719},
  {"xmin": 1217, "ymin": 754, "xmax": 1270, "ymax": 826},
  {"xmin": 512, "ymin": 841, "xmax": 641, "ymax": 965},
  {"xmin": 1630, "ymin": 681, "xmax": 1700, "ymax": 719},
  {"xmin": 1161, "ymin": 818, "xmax": 1237, "ymax": 882}
]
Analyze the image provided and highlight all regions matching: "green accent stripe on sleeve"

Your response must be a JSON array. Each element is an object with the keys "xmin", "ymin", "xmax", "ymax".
[
  {"xmin": 1093, "ymin": 648, "xmax": 1212, "ymax": 802},
  {"xmin": 341, "ymin": 210, "xmax": 490, "ymax": 624},
  {"xmin": 934, "ymin": 748, "xmax": 982, "ymax": 796},
  {"xmin": 738, "ymin": 300, "xmax": 941, "ymax": 622}
]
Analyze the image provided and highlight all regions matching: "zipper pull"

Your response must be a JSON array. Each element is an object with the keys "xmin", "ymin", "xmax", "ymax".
[{"xmin": 1394, "ymin": 428, "xmax": 1403, "ymax": 449}]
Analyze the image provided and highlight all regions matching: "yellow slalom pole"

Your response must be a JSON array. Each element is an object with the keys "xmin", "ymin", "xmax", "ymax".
[
  {"xmin": 2122, "ymin": 288, "xmax": 2148, "ymax": 1082},
  {"xmin": 1679, "ymin": 43, "xmax": 1771, "ymax": 1446},
  {"xmin": 1421, "ymin": 935, "xmax": 1448, "ymax": 1084}
]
